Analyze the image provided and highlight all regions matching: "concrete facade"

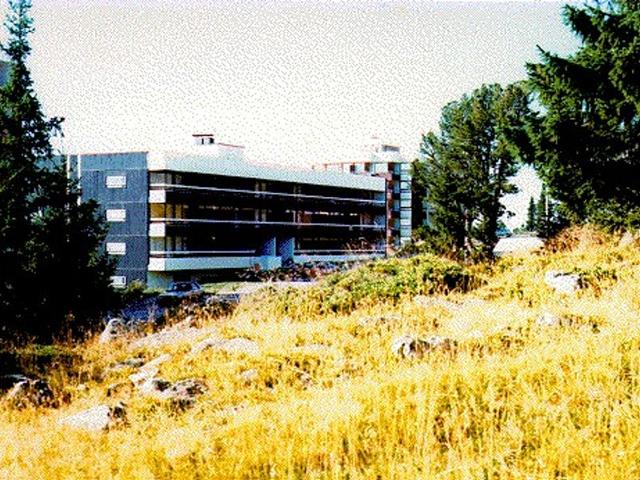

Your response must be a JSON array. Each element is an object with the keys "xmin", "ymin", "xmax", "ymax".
[
  {"xmin": 73, "ymin": 136, "xmax": 387, "ymax": 289},
  {"xmin": 315, "ymin": 138, "xmax": 413, "ymax": 248}
]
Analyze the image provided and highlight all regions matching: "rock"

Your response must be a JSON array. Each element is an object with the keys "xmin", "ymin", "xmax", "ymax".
[
  {"xmin": 138, "ymin": 377, "xmax": 173, "ymax": 400},
  {"xmin": 58, "ymin": 402, "xmax": 127, "ymax": 431},
  {"xmin": 544, "ymin": 271, "xmax": 580, "ymax": 295},
  {"xmin": 0, "ymin": 374, "xmax": 30, "ymax": 393},
  {"xmin": 619, "ymin": 231, "xmax": 637, "ymax": 248},
  {"xmin": 414, "ymin": 296, "xmax": 460, "ymax": 313},
  {"xmin": 299, "ymin": 372, "xmax": 314, "ymax": 388},
  {"xmin": 5, "ymin": 378, "xmax": 56, "ymax": 408},
  {"xmin": 129, "ymin": 326, "xmax": 208, "ymax": 350},
  {"xmin": 239, "ymin": 369, "xmax": 258, "ymax": 383},
  {"xmin": 293, "ymin": 344, "xmax": 331, "ymax": 356},
  {"xmin": 166, "ymin": 379, "xmax": 207, "ymax": 408},
  {"xmin": 128, "ymin": 354, "xmax": 172, "ymax": 385},
  {"xmin": 392, "ymin": 335, "xmax": 456, "ymax": 359},
  {"xmin": 536, "ymin": 312, "xmax": 562, "ymax": 327},
  {"xmin": 99, "ymin": 318, "xmax": 128, "ymax": 344},
  {"xmin": 357, "ymin": 313, "xmax": 401, "ymax": 327},
  {"xmin": 106, "ymin": 382, "xmax": 131, "ymax": 397},
  {"xmin": 137, "ymin": 377, "xmax": 206, "ymax": 408},
  {"xmin": 109, "ymin": 357, "xmax": 145, "ymax": 371},
  {"xmin": 192, "ymin": 337, "xmax": 260, "ymax": 357},
  {"xmin": 129, "ymin": 366, "xmax": 158, "ymax": 385}
]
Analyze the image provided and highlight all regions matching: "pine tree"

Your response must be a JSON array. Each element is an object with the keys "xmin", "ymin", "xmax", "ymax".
[
  {"xmin": 415, "ymin": 82, "xmax": 532, "ymax": 258},
  {"xmin": 0, "ymin": 0, "xmax": 115, "ymax": 340},
  {"xmin": 527, "ymin": 1, "xmax": 640, "ymax": 228},
  {"xmin": 525, "ymin": 196, "xmax": 537, "ymax": 231}
]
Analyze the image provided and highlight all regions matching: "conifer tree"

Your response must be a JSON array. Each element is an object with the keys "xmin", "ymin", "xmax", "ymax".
[
  {"xmin": 415, "ymin": 83, "xmax": 532, "ymax": 258},
  {"xmin": 525, "ymin": 196, "xmax": 537, "ymax": 231},
  {"xmin": 527, "ymin": 1, "xmax": 640, "ymax": 228},
  {"xmin": 0, "ymin": 0, "xmax": 115, "ymax": 340}
]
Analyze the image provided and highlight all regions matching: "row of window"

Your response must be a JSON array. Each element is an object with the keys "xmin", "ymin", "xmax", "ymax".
[
  {"xmin": 106, "ymin": 242, "xmax": 126, "ymax": 255},
  {"xmin": 110, "ymin": 275, "xmax": 126, "ymax": 288},
  {"xmin": 106, "ymin": 175, "xmax": 127, "ymax": 189},
  {"xmin": 106, "ymin": 208, "xmax": 126, "ymax": 222}
]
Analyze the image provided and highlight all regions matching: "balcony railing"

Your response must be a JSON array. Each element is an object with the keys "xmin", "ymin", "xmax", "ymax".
[
  {"xmin": 150, "ymin": 250, "xmax": 255, "ymax": 258},
  {"xmin": 150, "ymin": 183, "xmax": 385, "ymax": 206},
  {"xmin": 150, "ymin": 217, "xmax": 386, "ymax": 230}
]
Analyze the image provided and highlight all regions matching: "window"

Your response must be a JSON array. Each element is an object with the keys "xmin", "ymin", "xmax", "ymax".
[
  {"xmin": 106, "ymin": 242, "xmax": 126, "ymax": 255},
  {"xmin": 110, "ymin": 276, "xmax": 126, "ymax": 288},
  {"xmin": 106, "ymin": 209, "xmax": 126, "ymax": 222},
  {"xmin": 105, "ymin": 175, "xmax": 126, "ymax": 189}
]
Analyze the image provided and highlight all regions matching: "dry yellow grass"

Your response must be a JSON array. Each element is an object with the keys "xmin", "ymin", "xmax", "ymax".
[{"xmin": 3, "ymin": 230, "xmax": 640, "ymax": 479}]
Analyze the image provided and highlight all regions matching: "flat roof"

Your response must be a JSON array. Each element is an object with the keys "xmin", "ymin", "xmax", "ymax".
[{"xmin": 147, "ymin": 150, "xmax": 386, "ymax": 191}]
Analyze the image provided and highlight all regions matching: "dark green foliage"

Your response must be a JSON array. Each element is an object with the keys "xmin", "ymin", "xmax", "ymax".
[
  {"xmin": 0, "ymin": 0, "xmax": 115, "ymax": 341},
  {"xmin": 525, "ymin": 197, "xmax": 537, "ymax": 231},
  {"xmin": 527, "ymin": 1, "xmax": 640, "ymax": 228},
  {"xmin": 410, "ymin": 157, "xmax": 429, "ymax": 229},
  {"xmin": 413, "ymin": 83, "xmax": 533, "ymax": 259},
  {"xmin": 534, "ymin": 186, "xmax": 570, "ymax": 238}
]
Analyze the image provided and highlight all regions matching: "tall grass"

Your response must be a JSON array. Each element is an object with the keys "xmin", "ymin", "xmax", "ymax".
[{"xmin": 2, "ymin": 230, "xmax": 640, "ymax": 478}]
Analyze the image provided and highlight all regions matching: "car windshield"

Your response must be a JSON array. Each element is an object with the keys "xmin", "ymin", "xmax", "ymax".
[{"xmin": 169, "ymin": 282, "xmax": 193, "ymax": 292}]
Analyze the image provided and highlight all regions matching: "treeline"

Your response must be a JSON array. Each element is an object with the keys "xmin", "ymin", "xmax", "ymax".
[{"xmin": 412, "ymin": 0, "xmax": 640, "ymax": 258}]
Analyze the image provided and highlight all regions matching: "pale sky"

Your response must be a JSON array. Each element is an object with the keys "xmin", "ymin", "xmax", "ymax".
[{"xmin": 2, "ymin": 0, "xmax": 580, "ymax": 229}]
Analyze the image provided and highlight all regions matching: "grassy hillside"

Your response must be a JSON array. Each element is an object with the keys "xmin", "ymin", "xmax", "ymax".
[{"xmin": 2, "ymin": 228, "xmax": 640, "ymax": 479}]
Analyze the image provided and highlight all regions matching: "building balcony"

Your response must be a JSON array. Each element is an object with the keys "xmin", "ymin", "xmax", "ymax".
[
  {"xmin": 148, "ymin": 217, "xmax": 386, "ymax": 237},
  {"xmin": 149, "ymin": 183, "xmax": 386, "ymax": 211}
]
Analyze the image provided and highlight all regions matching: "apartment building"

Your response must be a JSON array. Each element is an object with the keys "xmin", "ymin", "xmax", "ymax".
[
  {"xmin": 314, "ymin": 138, "xmax": 412, "ymax": 248},
  {"xmin": 70, "ymin": 135, "xmax": 387, "ymax": 288}
]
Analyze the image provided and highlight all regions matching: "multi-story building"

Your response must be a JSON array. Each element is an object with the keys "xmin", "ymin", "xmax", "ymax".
[
  {"xmin": 314, "ymin": 138, "xmax": 412, "ymax": 248},
  {"xmin": 70, "ymin": 135, "xmax": 387, "ymax": 288}
]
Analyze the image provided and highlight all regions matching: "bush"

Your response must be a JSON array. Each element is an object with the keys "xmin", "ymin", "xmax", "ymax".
[{"xmin": 242, "ymin": 254, "xmax": 478, "ymax": 319}]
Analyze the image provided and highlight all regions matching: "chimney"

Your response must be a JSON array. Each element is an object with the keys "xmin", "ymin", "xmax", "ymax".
[{"xmin": 192, "ymin": 133, "xmax": 216, "ymax": 146}]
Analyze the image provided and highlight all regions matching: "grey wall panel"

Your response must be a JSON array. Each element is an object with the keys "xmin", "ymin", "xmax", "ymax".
[{"xmin": 77, "ymin": 152, "xmax": 149, "ymax": 285}]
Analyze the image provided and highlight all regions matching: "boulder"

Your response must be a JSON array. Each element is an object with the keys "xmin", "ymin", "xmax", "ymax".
[
  {"xmin": 0, "ymin": 374, "xmax": 30, "ymax": 393},
  {"xmin": 293, "ymin": 344, "xmax": 332, "ymax": 356},
  {"xmin": 129, "ymin": 326, "xmax": 207, "ymax": 350},
  {"xmin": 109, "ymin": 357, "xmax": 145, "ymax": 372},
  {"xmin": 58, "ymin": 402, "xmax": 127, "ymax": 432},
  {"xmin": 192, "ymin": 337, "xmax": 260, "ymax": 357},
  {"xmin": 544, "ymin": 271, "xmax": 580, "ymax": 295},
  {"xmin": 239, "ymin": 369, "xmax": 259, "ymax": 384},
  {"xmin": 128, "ymin": 354, "xmax": 172, "ymax": 384},
  {"xmin": 99, "ymin": 318, "xmax": 128, "ymax": 344},
  {"xmin": 414, "ymin": 296, "xmax": 460, "ymax": 313},
  {"xmin": 536, "ymin": 312, "xmax": 563, "ymax": 327},
  {"xmin": 137, "ymin": 377, "xmax": 206, "ymax": 408},
  {"xmin": 138, "ymin": 377, "xmax": 173, "ymax": 400},
  {"xmin": 392, "ymin": 335, "xmax": 456, "ymax": 359},
  {"xmin": 5, "ymin": 378, "xmax": 56, "ymax": 408}
]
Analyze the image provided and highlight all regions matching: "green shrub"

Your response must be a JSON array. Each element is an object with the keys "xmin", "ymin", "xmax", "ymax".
[{"xmin": 242, "ymin": 254, "xmax": 478, "ymax": 319}]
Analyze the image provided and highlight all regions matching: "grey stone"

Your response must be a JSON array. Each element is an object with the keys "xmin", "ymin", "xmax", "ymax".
[
  {"xmin": 0, "ymin": 374, "xmax": 30, "ymax": 393},
  {"xmin": 536, "ymin": 312, "xmax": 562, "ymax": 327},
  {"xmin": 58, "ymin": 402, "xmax": 127, "ymax": 431},
  {"xmin": 99, "ymin": 318, "xmax": 127, "ymax": 344},
  {"xmin": 128, "ymin": 354, "xmax": 171, "ymax": 385},
  {"xmin": 392, "ymin": 335, "xmax": 456, "ymax": 359},
  {"xmin": 129, "ymin": 326, "xmax": 206, "ymax": 350},
  {"xmin": 239, "ymin": 369, "xmax": 259, "ymax": 383},
  {"xmin": 109, "ymin": 357, "xmax": 145, "ymax": 371},
  {"xmin": 193, "ymin": 337, "xmax": 260, "ymax": 357},
  {"xmin": 137, "ymin": 377, "xmax": 206, "ymax": 408},
  {"xmin": 5, "ymin": 378, "xmax": 56, "ymax": 408},
  {"xmin": 544, "ymin": 271, "xmax": 580, "ymax": 295}
]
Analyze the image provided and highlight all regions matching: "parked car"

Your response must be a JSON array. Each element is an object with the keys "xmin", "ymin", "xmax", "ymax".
[{"xmin": 158, "ymin": 281, "xmax": 204, "ymax": 307}]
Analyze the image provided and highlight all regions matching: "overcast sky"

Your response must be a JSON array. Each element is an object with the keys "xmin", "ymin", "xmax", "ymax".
[{"xmin": 2, "ymin": 0, "xmax": 580, "ymax": 229}]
